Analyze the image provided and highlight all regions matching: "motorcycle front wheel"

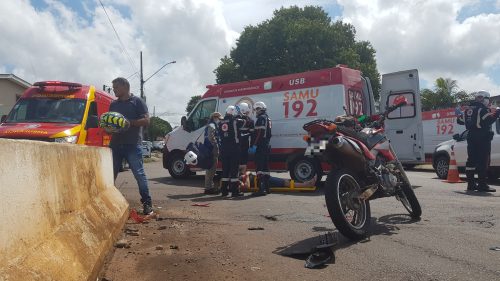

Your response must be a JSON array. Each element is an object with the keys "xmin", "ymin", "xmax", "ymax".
[
  {"xmin": 325, "ymin": 170, "xmax": 371, "ymax": 240},
  {"xmin": 397, "ymin": 184, "xmax": 422, "ymax": 219}
]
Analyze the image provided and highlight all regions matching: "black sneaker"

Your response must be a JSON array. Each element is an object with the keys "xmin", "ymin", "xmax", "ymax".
[
  {"xmin": 143, "ymin": 204, "xmax": 154, "ymax": 215},
  {"xmin": 204, "ymin": 188, "xmax": 220, "ymax": 195},
  {"xmin": 231, "ymin": 192, "xmax": 244, "ymax": 197},
  {"xmin": 466, "ymin": 183, "xmax": 478, "ymax": 191},
  {"xmin": 477, "ymin": 184, "xmax": 496, "ymax": 192}
]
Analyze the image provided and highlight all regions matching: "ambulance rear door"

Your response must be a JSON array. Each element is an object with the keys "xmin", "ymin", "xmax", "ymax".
[{"xmin": 381, "ymin": 69, "xmax": 424, "ymax": 164}]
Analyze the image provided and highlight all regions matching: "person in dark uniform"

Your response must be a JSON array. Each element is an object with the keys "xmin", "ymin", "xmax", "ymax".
[
  {"xmin": 236, "ymin": 102, "xmax": 254, "ymax": 176},
  {"xmin": 219, "ymin": 105, "xmax": 246, "ymax": 197},
  {"xmin": 249, "ymin": 101, "xmax": 272, "ymax": 196},
  {"xmin": 457, "ymin": 90, "xmax": 499, "ymax": 192}
]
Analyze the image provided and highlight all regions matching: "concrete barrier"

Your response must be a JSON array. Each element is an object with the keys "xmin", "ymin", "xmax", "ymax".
[{"xmin": 0, "ymin": 139, "xmax": 129, "ymax": 281}]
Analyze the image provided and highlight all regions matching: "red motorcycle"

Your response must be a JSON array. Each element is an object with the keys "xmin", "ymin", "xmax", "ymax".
[{"xmin": 303, "ymin": 96, "xmax": 421, "ymax": 240}]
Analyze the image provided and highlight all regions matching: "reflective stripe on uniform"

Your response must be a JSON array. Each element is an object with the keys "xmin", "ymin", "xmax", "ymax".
[
  {"xmin": 476, "ymin": 108, "xmax": 482, "ymax": 128},
  {"xmin": 465, "ymin": 167, "xmax": 475, "ymax": 171},
  {"xmin": 221, "ymin": 178, "xmax": 230, "ymax": 182},
  {"xmin": 233, "ymin": 119, "xmax": 239, "ymax": 143},
  {"xmin": 230, "ymin": 178, "xmax": 240, "ymax": 182},
  {"xmin": 482, "ymin": 113, "xmax": 493, "ymax": 120}
]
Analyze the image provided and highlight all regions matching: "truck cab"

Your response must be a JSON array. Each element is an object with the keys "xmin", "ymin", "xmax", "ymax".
[{"xmin": 0, "ymin": 81, "xmax": 115, "ymax": 146}]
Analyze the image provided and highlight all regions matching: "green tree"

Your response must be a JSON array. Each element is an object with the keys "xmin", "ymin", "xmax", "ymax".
[
  {"xmin": 421, "ymin": 78, "xmax": 472, "ymax": 111},
  {"xmin": 214, "ymin": 6, "xmax": 381, "ymax": 98},
  {"xmin": 148, "ymin": 116, "xmax": 172, "ymax": 141},
  {"xmin": 186, "ymin": 95, "xmax": 201, "ymax": 114}
]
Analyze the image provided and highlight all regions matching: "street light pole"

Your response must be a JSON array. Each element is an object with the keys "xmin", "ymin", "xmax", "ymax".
[
  {"xmin": 139, "ymin": 51, "xmax": 176, "ymax": 102},
  {"xmin": 140, "ymin": 51, "xmax": 144, "ymax": 100}
]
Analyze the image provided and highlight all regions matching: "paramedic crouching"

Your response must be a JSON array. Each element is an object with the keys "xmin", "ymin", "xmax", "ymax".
[
  {"xmin": 458, "ymin": 90, "xmax": 499, "ymax": 192},
  {"xmin": 250, "ymin": 101, "xmax": 272, "ymax": 196}
]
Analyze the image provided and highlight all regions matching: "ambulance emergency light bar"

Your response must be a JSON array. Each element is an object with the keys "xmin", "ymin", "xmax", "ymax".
[{"xmin": 33, "ymin": 81, "xmax": 82, "ymax": 89}]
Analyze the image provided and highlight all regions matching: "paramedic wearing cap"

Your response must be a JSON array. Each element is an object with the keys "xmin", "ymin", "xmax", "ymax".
[
  {"xmin": 219, "ymin": 106, "xmax": 246, "ymax": 197},
  {"xmin": 236, "ymin": 102, "xmax": 255, "ymax": 175},
  {"xmin": 204, "ymin": 112, "xmax": 223, "ymax": 194},
  {"xmin": 457, "ymin": 90, "xmax": 499, "ymax": 192},
  {"xmin": 249, "ymin": 101, "xmax": 272, "ymax": 196}
]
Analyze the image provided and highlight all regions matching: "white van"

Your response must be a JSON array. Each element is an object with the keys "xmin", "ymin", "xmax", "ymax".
[{"xmin": 163, "ymin": 66, "xmax": 424, "ymax": 180}]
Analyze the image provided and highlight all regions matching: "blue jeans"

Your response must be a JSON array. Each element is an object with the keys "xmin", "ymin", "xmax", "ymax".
[{"xmin": 112, "ymin": 144, "xmax": 151, "ymax": 206}]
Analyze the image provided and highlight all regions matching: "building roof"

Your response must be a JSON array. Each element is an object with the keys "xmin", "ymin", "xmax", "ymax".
[{"xmin": 0, "ymin": 74, "xmax": 31, "ymax": 88}]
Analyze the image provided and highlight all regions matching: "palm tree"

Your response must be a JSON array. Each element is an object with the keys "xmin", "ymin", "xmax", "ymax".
[
  {"xmin": 421, "ymin": 77, "xmax": 472, "ymax": 111},
  {"xmin": 435, "ymin": 78, "xmax": 458, "ymax": 96}
]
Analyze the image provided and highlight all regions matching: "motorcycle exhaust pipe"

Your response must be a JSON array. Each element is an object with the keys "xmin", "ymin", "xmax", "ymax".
[
  {"xmin": 331, "ymin": 136, "xmax": 344, "ymax": 148},
  {"xmin": 326, "ymin": 136, "xmax": 367, "ymax": 172}
]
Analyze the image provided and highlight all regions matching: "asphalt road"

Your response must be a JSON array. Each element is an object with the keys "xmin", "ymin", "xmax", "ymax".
[{"xmin": 101, "ymin": 158, "xmax": 500, "ymax": 281}]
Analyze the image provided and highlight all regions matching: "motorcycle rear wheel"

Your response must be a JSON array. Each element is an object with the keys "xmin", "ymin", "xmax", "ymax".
[
  {"xmin": 325, "ymin": 170, "xmax": 371, "ymax": 240},
  {"xmin": 397, "ymin": 184, "xmax": 422, "ymax": 219}
]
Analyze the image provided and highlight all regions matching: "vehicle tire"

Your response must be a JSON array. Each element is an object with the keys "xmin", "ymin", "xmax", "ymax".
[
  {"xmin": 289, "ymin": 156, "xmax": 322, "ymax": 184},
  {"xmin": 434, "ymin": 155, "xmax": 449, "ymax": 179},
  {"xmin": 324, "ymin": 169, "xmax": 371, "ymax": 240},
  {"xmin": 167, "ymin": 152, "xmax": 191, "ymax": 179},
  {"xmin": 397, "ymin": 184, "xmax": 422, "ymax": 219}
]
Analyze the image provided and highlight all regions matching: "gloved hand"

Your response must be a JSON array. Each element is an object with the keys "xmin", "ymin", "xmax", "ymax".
[
  {"xmin": 248, "ymin": 145, "xmax": 257, "ymax": 154},
  {"xmin": 495, "ymin": 107, "xmax": 500, "ymax": 117}
]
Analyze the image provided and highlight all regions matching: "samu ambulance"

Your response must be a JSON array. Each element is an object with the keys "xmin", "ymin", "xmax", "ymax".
[
  {"xmin": 0, "ymin": 81, "xmax": 115, "ymax": 146},
  {"xmin": 163, "ymin": 66, "xmax": 424, "ymax": 181}
]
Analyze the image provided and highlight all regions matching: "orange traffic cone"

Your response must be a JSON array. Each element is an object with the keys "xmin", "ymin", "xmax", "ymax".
[{"xmin": 444, "ymin": 149, "xmax": 464, "ymax": 183}]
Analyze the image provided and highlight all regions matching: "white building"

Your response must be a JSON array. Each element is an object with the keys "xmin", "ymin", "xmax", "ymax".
[{"xmin": 0, "ymin": 74, "xmax": 31, "ymax": 117}]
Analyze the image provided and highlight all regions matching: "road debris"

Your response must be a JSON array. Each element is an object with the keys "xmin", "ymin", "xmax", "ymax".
[
  {"xmin": 248, "ymin": 227, "xmax": 265, "ymax": 230},
  {"xmin": 304, "ymin": 232, "xmax": 337, "ymax": 268},
  {"xmin": 262, "ymin": 215, "xmax": 277, "ymax": 221},
  {"xmin": 192, "ymin": 203, "xmax": 211, "ymax": 207},
  {"xmin": 114, "ymin": 239, "xmax": 130, "ymax": 249}
]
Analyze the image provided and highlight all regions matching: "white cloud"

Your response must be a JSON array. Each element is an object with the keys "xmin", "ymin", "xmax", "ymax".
[
  {"xmin": 2, "ymin": 0, "xmax": 500, "ymax": 130},
  {"xmin": 0, "ymin": 0, "xmax": 235, "ymax": 126},
  {"xmin": 338, "ymin": 0, "xmax": 500, "ymax": 95}
]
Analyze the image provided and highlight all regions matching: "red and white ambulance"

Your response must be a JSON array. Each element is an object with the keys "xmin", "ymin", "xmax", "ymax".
[
  {"xmin": 163, "ymin": 66, "xmax": 424, "ymax": 180},
  {"xmin": 0, "ymin": 81, "xmax": 115, "ymax": 146},
  {"xmin": 421, "ymin": 108, "xmax": 465, "ymax": 162}
]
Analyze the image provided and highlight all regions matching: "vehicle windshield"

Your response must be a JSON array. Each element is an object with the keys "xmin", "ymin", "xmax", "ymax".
[{"xmin": 5, "ymin": 98, "xmax": 86, "ymax": 124}]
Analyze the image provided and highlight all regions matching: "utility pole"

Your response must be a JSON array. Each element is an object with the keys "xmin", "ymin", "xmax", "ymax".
[
  {"xmin": 140, "ymin": 51, "xmax": 144, "ymax": 101},
  {"xmin": 138, "ymin": 52, "xmax": 176, "ymax": 141},
  {"xmin": 139, "ymin": 51, "xmax": 176, "ymax": 102}
]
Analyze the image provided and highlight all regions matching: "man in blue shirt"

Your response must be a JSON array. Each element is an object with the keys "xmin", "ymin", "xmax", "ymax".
[{"xmin": 110, "ymin": 77, "xmax": 153, "ymax": 214}]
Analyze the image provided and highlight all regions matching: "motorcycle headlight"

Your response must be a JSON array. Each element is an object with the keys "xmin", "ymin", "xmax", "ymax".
[{"xmin": 54, "ymin": 135, "xmax": 78, "ymax": 144}]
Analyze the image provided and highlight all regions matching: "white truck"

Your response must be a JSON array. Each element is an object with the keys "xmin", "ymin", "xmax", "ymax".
[{"xmin": 163, "ymin": 66, "xmax": 424, "ymax": 181}]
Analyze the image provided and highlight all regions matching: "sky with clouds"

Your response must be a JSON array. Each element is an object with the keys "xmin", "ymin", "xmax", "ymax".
[{"xmin": 1, "ymin": 0, "xmax": 500, "ymax": 126}]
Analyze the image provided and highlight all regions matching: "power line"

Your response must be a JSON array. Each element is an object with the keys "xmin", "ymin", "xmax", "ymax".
[
  {"xmin": 156, "ymin": 111, "xmax": 184, "ymax": 117},
  {"xmin": 126, "ymin": 71, "xmax": 139, "ymax": 80},
  {"xmin": 98, "ymin": 0, "xmax": 137, "ymax": 74}
]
